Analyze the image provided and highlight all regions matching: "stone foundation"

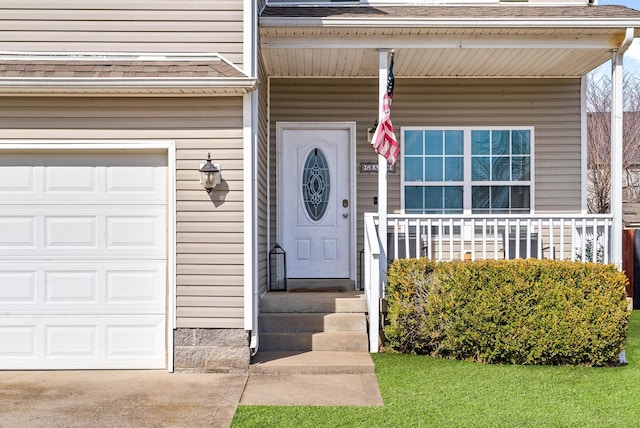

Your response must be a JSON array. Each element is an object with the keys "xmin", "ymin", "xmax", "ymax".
[{"xmin": 174, "ymin": 328, "xmax": 250, "ymax": 373}]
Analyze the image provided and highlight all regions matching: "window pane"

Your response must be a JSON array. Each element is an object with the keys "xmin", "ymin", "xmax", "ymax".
[
  {"xmin": 472, "ymin": 157, "xmax": 490, "ymax": 181},
  {"xmin": 472, "ymin": 186, "xmax": 490, "ymax": 209},
  {"xmin": 492, "ymin": 130, "xmax": 510, "ymax": 155},
  {"xmin": 302, "ymin": 148, "xmax": 331, "ymax": 222},
  {"xmin": 511, "ymin": 186, "xmax": 530, "ymax": 210},
  {"xmin": 444, "ymin": 186, "xmax": 463, "ymax": 213},
  {"xmin": 424, "ymin": 186, "xmax": 443, "ymax": 213},
  {"xmin": 492, "ymin": 156, "xmax": 510, "ymax": 181},
  {"xmin": 405, "ymin": 157, "xmax": 424, "ymax": 182},
  {"xmin": 424, "ymin": 157, "xmax": 443, "ymax": 181},
  {"xmin": 512, "ymin": 156, "xmax": 530, "ymax": 181},
  {"xmin": 444, "ymin": 157, "xmax": 463, "ymax": 181},
  {"xmin": 472, "ymin": 130, "xmax": 490, "ymax": 155},
  {"xmin": 445, "ymin": 130, "xmax": 464, "ymax": 155},
  {"xmin": 491, "ymin": 186, "xmax": 510, "ymax": 211},
  {"xmin": 405, "ymin": 130, "xmax": 424, "ymax": 156},
  {"xmin": 405, "ymin": 187, "xmax": 424, "ymax": 213},
  {"xmin": 425, "ymin": 131, "xmax": 443, "ymax": 156},
  {"xmin": 512, "ymin": 130, "xmax": 530, "ymax": 155}
]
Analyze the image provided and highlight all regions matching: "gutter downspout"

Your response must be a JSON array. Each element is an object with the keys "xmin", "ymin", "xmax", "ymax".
[
  {"xmin": 611, "ymin": 28, "xmax": 634, "ymax": 271},
  {"xmin": 244, "ymin": 0, "xmax": 260, "ymax": 354}
]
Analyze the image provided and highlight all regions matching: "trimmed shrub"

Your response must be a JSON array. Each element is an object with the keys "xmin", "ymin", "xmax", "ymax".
[{"xmin": 384, "ymin": 259, "xmax": 629, "ymax": 366}]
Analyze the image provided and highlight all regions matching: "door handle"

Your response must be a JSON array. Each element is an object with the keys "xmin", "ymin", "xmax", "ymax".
[{"xmin": 343, "ymin": 213, "xmax": 349, "ymax": 218}]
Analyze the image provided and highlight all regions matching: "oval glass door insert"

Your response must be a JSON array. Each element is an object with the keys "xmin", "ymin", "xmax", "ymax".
[{"xmin": 302, "ymin": 148, "xmax": 331, "ymax": 222}]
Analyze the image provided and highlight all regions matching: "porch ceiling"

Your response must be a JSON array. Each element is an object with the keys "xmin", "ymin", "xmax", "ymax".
[{"xmin": 259, "ymin": 5, "xmax": 640, "ymax": 78}]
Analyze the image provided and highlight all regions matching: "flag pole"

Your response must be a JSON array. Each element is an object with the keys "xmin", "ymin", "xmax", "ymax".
[{"xmin": 377, "ymin": 49, "xmax": 390, "ymax": 285}]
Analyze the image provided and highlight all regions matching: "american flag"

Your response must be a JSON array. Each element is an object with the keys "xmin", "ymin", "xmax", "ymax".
[{"xmin": 371, "ymin": 55, "xmax": 399, "ymax": 166}]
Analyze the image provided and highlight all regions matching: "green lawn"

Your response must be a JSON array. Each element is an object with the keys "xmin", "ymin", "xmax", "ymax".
[{"xmin": 232, "ymin": 311, "xmax": 640, "ymax": 427}]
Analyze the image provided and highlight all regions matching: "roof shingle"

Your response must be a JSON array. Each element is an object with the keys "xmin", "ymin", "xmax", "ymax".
[
  {"xmin": 0, "ymin": 60, "xmax": 246, "ymax": 79},
  {"xmin": 260, "ymin": 5, "xmax": 640, "ymax": 20}
]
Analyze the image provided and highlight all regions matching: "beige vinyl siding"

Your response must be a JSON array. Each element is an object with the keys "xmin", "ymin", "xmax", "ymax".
[
  {"xmin": 257, "ymin": 54, "xmax": 270, "ymax": 295},
  {"xmin": 269, "ymin": 77, "xmax": 582, "ymax": 269},
  {"xmin": 0, "ymin": 0, "xmax": 245, "ymax": 68},
  {"xmin": 0, "ymin": 95, "xmax": 245, "ymax": 329}
]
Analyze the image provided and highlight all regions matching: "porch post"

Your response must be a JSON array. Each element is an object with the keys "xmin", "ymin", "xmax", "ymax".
[
  {"xmin": 611, "ymin": 28, "xmax": 634, "ymax": 269},
  {"xmin": 377, "ymin": 50, "xmax": 389, "ymax": 277}
]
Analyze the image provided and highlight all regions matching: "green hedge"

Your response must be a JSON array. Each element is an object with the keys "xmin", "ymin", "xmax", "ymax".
[{"xmin": 384, "ymin": 259, "xmax": 630, "ymax": 366}]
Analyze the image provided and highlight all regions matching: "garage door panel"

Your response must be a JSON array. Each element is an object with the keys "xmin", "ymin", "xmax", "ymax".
[
  {"xmin": 0, "ymin": 261, "xmax": 166, "ymax": 312},
  {"xmin": 0, "ymin": 270, "xmax": 36, "ymax": 303},
  {"xmin": 0, "ymin": 207, "xmax": 166, "ymax": 257},
  {"xmin": 45, "ymin": 216, "xmax": 97, "ymax": 248},
  {"xmin": 0, "ymin": 216, "xmax": 36, "ymax": 249},
  {"xmin": 0, "ymin": 315, "xmax": 166, "ymax": 369},
  {"xmin": 0, "ymin": 153, "xmax": 166, "ymax": 203},
  {"xmin": 45, "ymin": 165, "xmax": 97, "ymax": 194},
  {"xmin": 0, "ymin": 165, "xmax": 35, "ymax": 193}
]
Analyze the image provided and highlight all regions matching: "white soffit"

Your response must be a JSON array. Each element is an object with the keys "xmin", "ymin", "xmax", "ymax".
[{"xmin": 260, "ymin": 26, "xmax": 635, "ymax": 78}]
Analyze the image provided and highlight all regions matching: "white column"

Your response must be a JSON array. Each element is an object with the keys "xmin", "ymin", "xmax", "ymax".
[
  {"xmin": 377, "ymin": 50, "xmax": 389, "ymax": 282},
  {"xmin": 611, "ymin": 50, "xmax": 624, "ymax": 269}
]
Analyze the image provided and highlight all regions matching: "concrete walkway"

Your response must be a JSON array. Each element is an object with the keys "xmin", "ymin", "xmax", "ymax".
[
  {"xmin": 239, "ymin": 351, "xmax": 384, "ymax": 407},
  {"xmin": 0, "ymin": 370, "xmax": 247, "ymax": 428},
  {"xmin": 0, "ymin": 353, "xmax": 383, "ymax": 428}
]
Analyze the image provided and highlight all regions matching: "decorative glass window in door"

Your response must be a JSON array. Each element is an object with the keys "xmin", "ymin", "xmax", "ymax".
[{"xmin": 302, "ymin": 148, "xmax": 330, "ymax": 221}]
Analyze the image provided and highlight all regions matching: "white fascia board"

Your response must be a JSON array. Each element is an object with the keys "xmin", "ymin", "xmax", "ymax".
[
  {"xmin": 0, "ymin": 51, "xmax": 227, "ymax": 61},
  {"xmin": 261, "ymin": 33, "xmax": 615, "ymax": 50},
  {"xmin": 0, "ymin": 78, "xmax": 257, "ymax": 92},
  {"xmin": 260, "ymin": 17, "xmax": 640, "ymax": 29}
]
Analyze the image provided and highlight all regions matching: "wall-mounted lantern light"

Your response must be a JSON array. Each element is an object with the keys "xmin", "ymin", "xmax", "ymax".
[
  {"xmin": 199, "ymin": 153, "xmax": 221, "ymax": 193},
  {"xmin": 367, "ymin": 120, "xmax": 378, "ymax": 143}
]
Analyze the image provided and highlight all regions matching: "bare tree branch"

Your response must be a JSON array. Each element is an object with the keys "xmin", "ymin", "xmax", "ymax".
[{"xmin": 587, "ymin": 72, "xmax": 640, "ymax": 213}]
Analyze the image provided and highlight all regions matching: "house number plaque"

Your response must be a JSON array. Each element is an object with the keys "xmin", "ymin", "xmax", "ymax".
[{"xmin": 360, "ymin": 162, "xmax": 395, "ymax": 173}]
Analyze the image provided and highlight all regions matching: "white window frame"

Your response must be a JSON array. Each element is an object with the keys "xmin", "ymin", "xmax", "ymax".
[{"xmin": 401, "ymin": 126, "xmax": 535, "ymax": 215}]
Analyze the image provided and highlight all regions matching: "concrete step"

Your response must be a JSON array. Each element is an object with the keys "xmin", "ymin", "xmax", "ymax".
[
  {"xmin": 260, "ymin": 292, "xmax": 367, "ymax": 314},
  {"xmin": 259, "ymin": 332, "xmax": 369, "ymax": 352},
  {"xmin": 286, "ymin": 278, "xmax": 355, "ymax": 292},
  {"xmin": 249, "ymin": 351, "xmax": 375, "ymax": 375},
  {"xmin": 259, "ymin": 313, "xmax": 366, "ymax": 333}
]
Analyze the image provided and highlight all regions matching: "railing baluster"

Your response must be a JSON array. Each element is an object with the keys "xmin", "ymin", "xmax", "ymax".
[
  {"xmin": 580, "ymin": 218, "xmax": 587, "ymax": 263},
  {"xmin": 590, "ymin": 218, "xmax": 597, "ymax": 263},
  {"xmin": 438, "ymin": 219, "xmax": 443, "ymax": 261},
  {"xmin": 537, "ymin": 218, "xmax": 543, "ymax": 259},
  {"xmin": 571, "ymin": 218, "xmax": 576, "ymax": 261},
  {"xmin": 481, "ymin": 218, "xmax": 487, "ymax": 260},
  {"xmin": 604, "ymin": 218, "xmax": 610, "ymax": 264},
  {"xmin": 559, "ymin": 218, "xmax": 564, "ymax": 260},
  {"xmin": 460, "ymin": 218, "xmax": 465, "ymax": 260},
  {"xmin": 515, "ymin": 219, "xmax": 521, "ymax": 258},
  {"xmin": 548, "ymin": 218, "xmax": 554, "ymax": 261},
  {"xmin": 493, "ymin": 218, "xmax": 499, "ymax": 260},
  {"xmin": 449, "ymin": 218, "xmax": 454, "ymax": 261},
  {"xmin": 427, "ymin": 219, "xmax": 433, "ymax": 259}
]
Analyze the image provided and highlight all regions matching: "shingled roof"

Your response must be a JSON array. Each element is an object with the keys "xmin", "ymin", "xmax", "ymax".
[
  {"xmin": 261, "ymin": 5, "xmax": 640, "ymax": 20},
  {"xmin": 0, "ymin": 60, "xmax": 246, "ymax": 79},
  {"xmin": 0, "ymin": 55, "xmax": 255, "ymax": 96}
]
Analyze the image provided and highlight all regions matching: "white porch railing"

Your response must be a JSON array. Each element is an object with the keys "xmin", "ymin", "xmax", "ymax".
[{"xmin": 362, "ymin": 213, "xmax": 614, "ymax": 353}]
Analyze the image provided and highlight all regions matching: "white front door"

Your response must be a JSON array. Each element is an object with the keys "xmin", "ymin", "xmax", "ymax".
[{"xmin": 279, "ymin": 123, "xmax": 354, "ymax": 279}]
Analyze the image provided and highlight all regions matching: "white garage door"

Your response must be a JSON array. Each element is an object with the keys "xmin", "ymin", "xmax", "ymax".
[{"xmin": 0, "ymin": 152, "xmax": 167, "ymax": 369}]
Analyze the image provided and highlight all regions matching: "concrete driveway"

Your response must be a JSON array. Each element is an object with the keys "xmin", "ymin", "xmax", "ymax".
[{"xmin": 0, "ymin": 370, "xmax": 248, "ymax": 428}]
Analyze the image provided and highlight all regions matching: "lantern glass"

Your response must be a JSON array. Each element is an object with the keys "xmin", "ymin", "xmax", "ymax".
[
  {"xmin": 200, "ymin": 169, "xmax": 219, "ymax": 190},
  {"xmin": 269, "ymin": 244, "xmax": 287, "ymax": 291}
]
